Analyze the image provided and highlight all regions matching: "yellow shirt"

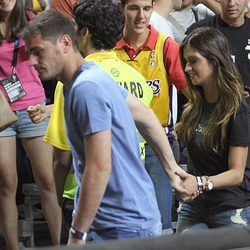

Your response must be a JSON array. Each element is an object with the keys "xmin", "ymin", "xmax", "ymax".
[
  {"xmin": 44, "ymin": 52, "xmax": 153, "ymax": 150},
  {"xmin": 32, "ymin": 0, "xmax": 44, "ymax": 12},
  {"xmin": 44, "ymin": 52, "xmax": 153, "ymax": 199},
  {"xmin": 115, "ymin": 33, "xmax": 170, "ymax": 126}
]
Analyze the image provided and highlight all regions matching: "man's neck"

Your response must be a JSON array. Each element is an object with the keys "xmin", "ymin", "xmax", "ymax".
[
  {"xmin": 221, "ymin": 14, "xmax": 245, "ymax": 27},
  {"xmin": 85, "ymin": 48, "xmax": 107, "ymax": 56},
  {"xmin": 123, "ymin": 28, "xmax": 150, "ymax": 50},
  {"xmin": 153, "ymin": 1, "xmax": 173, "ymax": 18},
  {"xmin": 61, "ymin": 52, "xmax": 85, "ymax": 87},
  {"xmin": 180, "ymin": 4, "xmax": 193, "ymax": 11}
]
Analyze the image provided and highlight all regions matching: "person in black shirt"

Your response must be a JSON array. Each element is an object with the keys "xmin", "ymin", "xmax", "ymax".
[
  {"xmin": 176, "ymin": 26, "xmax": 250, "ymax": 233},
  {"xmin": 186, "ymin": 0, "xmax": 250, "ymax": 93}
]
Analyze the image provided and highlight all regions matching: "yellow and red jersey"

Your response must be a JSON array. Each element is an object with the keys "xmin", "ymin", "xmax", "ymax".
[{"xmin": 115, "ymin": 25, "xmax": 187, "ymax": 127}]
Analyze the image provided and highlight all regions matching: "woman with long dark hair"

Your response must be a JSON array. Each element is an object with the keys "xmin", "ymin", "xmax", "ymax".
[{"xmin": 176, "ymin": 27, "xmax": 250, "ymax": 232}]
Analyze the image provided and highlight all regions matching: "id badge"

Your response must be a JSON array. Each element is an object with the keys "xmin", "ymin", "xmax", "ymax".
[{"xmin": 0, "ymin": 73, "xmax": 26, "ymax": 103}]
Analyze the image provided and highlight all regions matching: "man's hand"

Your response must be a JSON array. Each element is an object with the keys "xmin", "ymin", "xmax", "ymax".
[
  {"xmin": 193, "ymin": 0, "xmax": 222, "ymax": 15},
  {"xmin": 27, "ymin": 104, "xmax": 48, "ymax": 123},
  {"xmin": 173, "ymin": 170, "xmax": 200, "ymax": 202},
  {"xmin": 67, "ymin": 235, "xmax": 86, "ymax": 246},
  {"xmin": 177, "ymin": 171, "xmax": 200, "ymax": 193}
]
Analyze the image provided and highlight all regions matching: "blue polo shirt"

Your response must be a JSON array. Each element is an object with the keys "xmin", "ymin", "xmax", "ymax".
[{"xmin": 64, "ymin": 61, "xmax": 160, "ymax": 230}]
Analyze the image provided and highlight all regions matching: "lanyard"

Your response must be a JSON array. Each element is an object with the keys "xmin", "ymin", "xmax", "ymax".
[{"xmin": 12, "ymin": 38, "xmax": 19, "ymax": 72}]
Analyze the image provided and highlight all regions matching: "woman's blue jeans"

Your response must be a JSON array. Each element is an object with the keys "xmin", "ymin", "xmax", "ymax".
[{"xmin": 177, "ymin": 202, "xmax": 250, "ymax": 233}]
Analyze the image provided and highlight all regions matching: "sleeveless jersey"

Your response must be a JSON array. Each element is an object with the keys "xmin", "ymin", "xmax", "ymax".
[{"xmin": 115, "ymin": 33, "xmax": 170, "ymax": 126}]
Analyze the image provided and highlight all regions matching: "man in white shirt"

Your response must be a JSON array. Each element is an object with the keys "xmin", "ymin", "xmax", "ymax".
[
  {"xmin": 169, "ymin": 0, "xmax": 219, "ymax": 43},
  {"xmin": 150, "ymin": 0, "xmax": 182, "ymax": 39}
]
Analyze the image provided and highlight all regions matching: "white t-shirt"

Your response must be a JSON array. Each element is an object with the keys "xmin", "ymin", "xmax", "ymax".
[
  {"xmin": 150, "ymin": 11, "xmax": 178, "ymax": 126},
  {"xmin": 169, "ymin": 4, "xmax": 214, "ymax": 43},
  {"xmin": 150, "ymin": 11, "xmax": 174, "ymax": 39}
]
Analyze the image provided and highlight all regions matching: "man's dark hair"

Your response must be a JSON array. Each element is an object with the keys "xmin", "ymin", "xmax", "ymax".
[
  {"xmin": 21, "ymin": 9, "xmax": 78, "ymax": 49},
  {"xmin": 73, "ymin": 0, "xmax": 124, "ymax": 50},
  {"xmin": 120, "ymin": 0, "xmax": 154, "ymax": 7}
]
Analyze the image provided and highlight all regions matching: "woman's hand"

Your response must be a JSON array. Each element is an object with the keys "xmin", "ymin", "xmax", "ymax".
[{"xmin": 173, "ymin": 170, "xmax": 200, "ymax": 202}]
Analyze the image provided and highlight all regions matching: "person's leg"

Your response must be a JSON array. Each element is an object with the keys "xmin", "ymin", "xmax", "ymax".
[
  {"xmin": 208, "ymin": 206, "xmax": 250, "ymax": 229},
  {"xmin": 52, "ymin": 147, "xmax": 73, "ymax": 240},
  {"xmin": 176, "ymin": 203, "xmax": 209, "ymax": 233},
  {"xmin": 145, "ymin": 144, "xmax": 173, "ymax": 234},
  {"xmin": 0, "ymin": 136, "xmax": 19, "ymax": 250},
  {"xmin": 53, "ymin": 147, "xmax": 72, "ymax": 205},
  {"xmin": 17, "ymin": 107, "xmax": 62, "ymax": 244},
  {"xmin": 22, "ymin": 136, "xmax": 62, "ymax": 245}
]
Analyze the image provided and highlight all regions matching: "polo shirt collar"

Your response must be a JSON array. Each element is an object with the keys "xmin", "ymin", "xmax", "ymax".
[
  {"xmin": 85, "ymin": 51, "xmax": 118, "ymax": 62},
  {"xmin": 116, "ymin": 25, "xmax": 159, "ymax": 51}
]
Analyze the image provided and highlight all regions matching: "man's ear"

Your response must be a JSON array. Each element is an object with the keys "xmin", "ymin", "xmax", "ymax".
[
  {"xmin": 59, "ymin": 34, "xmax": 72, "ymax": 52},
  {"xmin": 79, "ymin": 27, "xmax": 89, "ymax": 40}
]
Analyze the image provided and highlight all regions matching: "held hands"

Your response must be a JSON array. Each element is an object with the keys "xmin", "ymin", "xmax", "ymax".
[
  {"xmin": 27, "ymin": 104, "xmax": 47, "ymax": 124},
  {"xmin": 172, "ymin": 170, "xmax": 200, "ymax": 202}
]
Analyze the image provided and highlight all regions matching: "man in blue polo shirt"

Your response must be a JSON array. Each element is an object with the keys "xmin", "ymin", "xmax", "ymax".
[{"xmin": 22, "ymin": 2, "xmax": 193, "ymax": 246}]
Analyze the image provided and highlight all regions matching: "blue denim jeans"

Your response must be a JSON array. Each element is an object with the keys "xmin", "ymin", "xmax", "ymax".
[
  {"xmin": 87, "ymin": 223, "xmax": 162, "ymax": 242},
  {"xmin": 0, "ymin": 102, "xmax": 48, "ymax": 138},
  {"xmin": 177, "ymin": 202, "xmax": 250, "ymax": 233},
  {"xmin": 145, "ymin": 144, "xmax": 173, "ymax": 232}
]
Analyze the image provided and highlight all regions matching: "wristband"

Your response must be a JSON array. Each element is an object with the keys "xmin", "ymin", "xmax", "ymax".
[
  {"xmin": 69, "ymin": 227, "xmax": 87, "ymax": 241},
  {"xmin": 196, "ymin": 176, "xmax": 203, "ymax": 192}
]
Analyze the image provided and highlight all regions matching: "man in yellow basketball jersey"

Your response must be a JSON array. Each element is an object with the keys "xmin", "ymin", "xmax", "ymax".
[{"xmin": 115, "ymin": 0, "xmax": 190, "ymax": 234}]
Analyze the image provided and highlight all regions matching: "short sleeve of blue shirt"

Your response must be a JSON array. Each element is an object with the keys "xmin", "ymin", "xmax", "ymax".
[{"xmin": 71, "ymin": 80, "xmax": 113, "ymax": 136}]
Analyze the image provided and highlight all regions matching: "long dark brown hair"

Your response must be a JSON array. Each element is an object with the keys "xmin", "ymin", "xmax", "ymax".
[
  {"xmin": 0, "ymin": 0, "xmax": 30, "ymax": 42},
  {"xmin": 176, "ymin": 27, "xmax": 243, "ymax": 150}
]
